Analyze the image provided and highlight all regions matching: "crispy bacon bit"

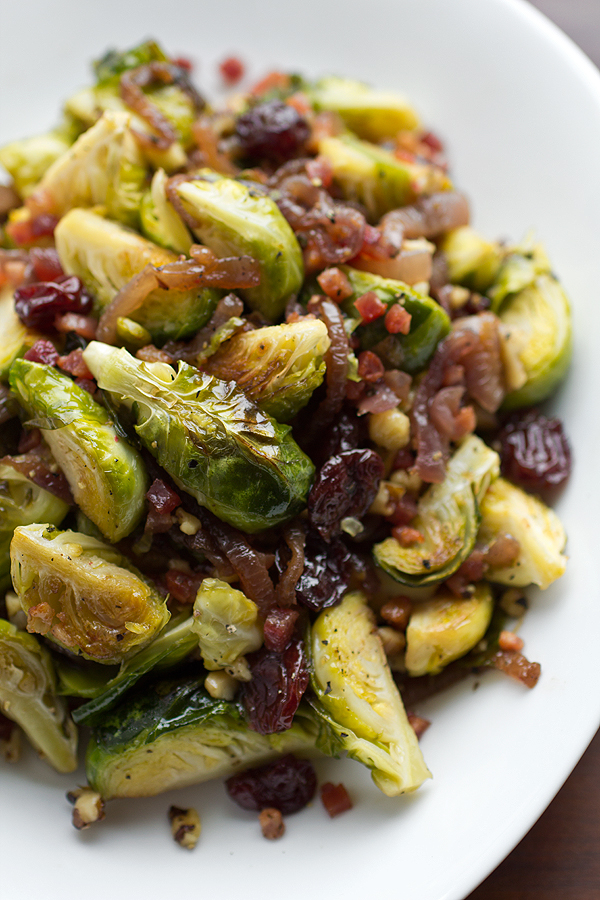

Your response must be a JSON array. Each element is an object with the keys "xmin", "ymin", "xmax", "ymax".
[
  {"xmin": 385, "ymin": 303, "xmax": 412, "ymax": 335},
  {"xmin": 407, "ymin": 713, "xmax": 431, "ymax": 739},
  {"xmin": 446, "ymin": 536, "xmax": 521, "ymax": 596},
  {"xmin": 23, "ymin": 339, "xmax": 59, "ymax": 366},
  {"xmin": 54, "ymin": 313, "xmax": 98, "ymax": 340},
  {"xmin": 320, "ymin": 782, "xmax": 353, "ymax": 818},
  {"xmin": 163, "ymin": 569, "xmax": 203, "ymax": 604},
  {"xmin": 57, "ymin": 349, "xmax": 94, "ymax": 379},
  {"xmin": 386, "ymin": 491, "xmax": 419, "ymax": 526},
  {"xmin": 380, "ymin": 596, "xmax": 413, "ymax": 631},
  {"xmin": 357, "ymin": 350, "xmax": 384, "ymax": 383},
  {"xmin": 317, "ymin": 267, "xmax": 353, "ymax": 302},
  {"xmin": 258, "ymin": 808, "xmax": 285, "ymax": 839},
  {"xmin": 6, "ymin": 213, "xmax": 59, "ymax": 247},
  {"xmin": 490, "ymin": 650, "xmax": 541, "ymax": 688},
  {"xmin": 250, "ymin": 71, "xmax": 291, "ymax": 97},
  {"xmin": 498, "ymin": 630, "xmax": 524, "ymax": 652},
  {"xmin": 263, "ymin": 608, "xmax": 300, "ymax": 653},
  {"xmin": 29, "ymin": 248, "xmax": 63, "ymax": 282},
  {"xmin": 354, "ymin": 291, "xmax": 387, "ymax": 324},
  {"xmin": 392, "ymin": 525, "xmax": 424, "ymax": 546},
  {"xmin": 147, "ymin": 479, "xmax": 181, "ymax": 514},
  {"xmin": 219, "ymin": 56, "xmax": 245, "ymax": 84}
]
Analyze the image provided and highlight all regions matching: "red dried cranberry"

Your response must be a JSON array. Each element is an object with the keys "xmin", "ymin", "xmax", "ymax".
[
  {"xmin": 226, "ymin": 754, "xmax": 316, "ymax": 815},
  {"xmin": 357, "ymin": 350, "xmax": 385, "ymax": 383},
  {"xmin": 23, "ymin": 339, "xmax": 59, "ymax": 366},
  {"xmin": 243, "ymin": 638, "xmax": 309, "ymax": 734},
  {"xmin": 219, "ymin": 56, "xmax": 245, "ymax": 84},
  {"xmin": 235, "ymin": 100, "xmax": 309, "ymax": 164},
  {"xmin": 295, "ymin": 531, "xmax": 354, "ymax": 611},
  {"xmin": 263, "ymin": 608, "xmax": 299, "ymax": 653},
  {"xmin": 146, "ymin": 478, "xmax": 181, "ymax": 514},
  {"xmin": 498, "ymin": 408, "xmax": 571, "ymax": 499},
  {"xmin": 15, "ymin": 275, "xmax": 93, "ymax": 332},
  {"xmin": 308, "ymin": 448, "xmax": 384, "ymax": 541},
  {"xmin": 29, "ymin": 248, "xmax": 64, "ymax": 282},
  {"xmin": 163, "ymin": 569, "xmax": 202, "ymax": 604}
]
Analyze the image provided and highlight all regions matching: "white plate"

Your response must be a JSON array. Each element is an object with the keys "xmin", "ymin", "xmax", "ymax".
[{"xmin": 2, "ymin": 1, "xmax": 600, "ymax": 898}]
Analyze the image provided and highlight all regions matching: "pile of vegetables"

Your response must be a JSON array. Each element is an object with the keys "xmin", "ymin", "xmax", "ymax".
[{"xmin": 0, "ymin": 40, "xmax": 571, "ymax": 833}]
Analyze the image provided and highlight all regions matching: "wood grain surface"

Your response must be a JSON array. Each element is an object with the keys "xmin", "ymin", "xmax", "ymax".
[{"xmin": 465, "ymin": 728, "xmax": 600, "ymax": 899}]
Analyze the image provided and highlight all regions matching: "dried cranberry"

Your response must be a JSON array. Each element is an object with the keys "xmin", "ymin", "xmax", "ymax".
[
  {"xmin": 163, "ymin": 569, "xmax": 203, "ymax": 604},
  {"xmin": 243, "ymin": 638, "xmax": 309, "ymax": 734},
  {"xmin": 313, "ymin": 409, "xmax": 361, "ymax": 467},
  {"xmin": 308, "ymin": 448, "xmax": 384, "ymax": 541},
  {"xmin": 14, "ymin": 275, "xmax": 93, "ymax": 332},
  {"xmin": 146, "ymin": 478, "xmax": 181, "ymax": 514},
  {"xmin": 29, "ymin": 248, "xmax": 63, "ymax": 282},
  {"xmin": 235, "ymin": 100, "xmax": 309, "ymax": 164},
  {"xmin": 23, "ymin": 339, "xmax": 59, "ymax": 366},
  {"xmin": 226, "ymin": 754, "xmax": 316, "ymax": 815},
  {"xmin": 219, "ymin": 56, "xmax": 245, "ymax": 84},
  {"xmin": 295, "ymin": 531, "xmax": 354, "ymax": 611},
  {"xmin": 263, "ymin": 608, "xmax": 299, "ymax": 653},
  {"xmin": 498, "ymin": 408, "xmax": 571, "ymax": 499},
  {"xmin": 357, "ymin": 350, "xmax": 385, "ymax": 383},
  {"xmin": 354, "ymin": 291, "xmax": 387, "ymax": 324}
]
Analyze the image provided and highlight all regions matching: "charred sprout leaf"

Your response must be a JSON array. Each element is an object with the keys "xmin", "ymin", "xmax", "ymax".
[
  {"xmin": 10, "ymin": 524, "xmax": 170, "ymax": 664},
  {"xmin": 83, "ymin": 342, "xmax": 315, "ymax": 533},
  {"xmin": 440, "ymin": 226, "xmax": 503, "ymax": 293},
  {"xmin": 478, "ymin": 477, "xmax": 567, "ymax": 589},
  {"xmin": 9, "ymin": 358, "xmax": 147, "ymax": 542},
  {"xmin": 0, "ymin": 618, "xmax": 77, "ymax": 772},
  {"xmin": 317, "ymin": 134, "xmax": 451, "ymax": 222},
  {"xmin": 170, "ymin": 171, "xmax": 304, "ymax": 321},
  {"xmin": 202, "ymin": 319, "xmax": 330, "ymax": 422},
  {"xmin": 405, "ymin": 583, "xmax": 494, "ymax": 677},
  {"xmin": 308, "ymin": 592, "xmax": 431, "ymax": 796},
  {"xmin": 374, "ymin": 435, "xmax": 500, "ymax": 586},
  {"xmin": 55, "ymin": 208, "xmax": 220, "ymax": 343},
  {"xmin": 0, "ymin": 131, "xmax": 72, "ymax": 198},
  {"xmin": 308, "ymin": 76, "xmax": 419, "ymax": 141},
  {"xmin": 140, "ymin": 169, "xmax": 192, "ymax": 254},
  {"xmin": 340, "ymin": 266, "xmax": 450, "ymax": 373},
  {"xmin": 191, "ymin": 579, "xmax": 263, "ymax": 671},
  {"xmin": 86, "ymin": 675, "xmax": 322, "ymax": 799},
  {"xmin": 0, "ymin": 460, "xmax": 70, "ymax": 593},
  {"xmin": 29, "ymin": 111, "xmax": 148, "ymax": 228},
  {"xmin": 0, "ymin": 286, "xmax": 42, "ymax": 382}
]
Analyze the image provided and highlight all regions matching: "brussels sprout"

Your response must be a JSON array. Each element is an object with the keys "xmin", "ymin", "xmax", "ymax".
[
  {"xmin": 309, "ymin": 592, "xmax": 431, "ymax": 796},
  {"xmin": 170, "ymin": 171, "xmax": 304, "ymax": 321},
  {"xmin": 0, "ymin": 131, "xmax": 71, "ymax": 198},
  {"xmin": 440, "ymin": 226, "xmax": 503, "ymax": 293},
  {"xmin": 10, "ymin": 524, "xmax": 170, "ymax": 664},
  {"xmin": 478, "ymin": 477, "xmax": 567, "ymax": 589},
  {"xmin": 139, "ymin": 169, "xmax": 192, "ymax": 254},
  {"xmin": 9, "ymin": 358, "xmax": 147, "ymax": 542},
  {"xmin": 55, "ymin": 208, "xmax": 220, "ymax": 342},
  {"xmin": 83, "ymin": 342, "xmax": 315, "ymax": 533},
  {"xmin": 404, "ymin": 583, "xmax": 494, "ymax": 677},
  {"xmin": 93, "ymin": 39, "xmax": 169, "ymax": 84},
  {"xmin": 374, "ymin": 435, "xmax": 500, "ymax": 586},
  {"xmin": 0, "ymin": 618, "xmax": 77, "ymax": 772},
  {"xmin": 85, "ymin": 675, "xmax": 321, "ymax": 799},
  {"xmin": 488, "ymin": 240, "xmax": 551, "ymax": 312},
  {"xmin": 29, "ymin": 111, "xmax": 148, "ymax": 228},
  {"xmin": 308, "ymin": 76, "xmax": 419, "ymax": 142},
  {"xmin": 0, "ymin": 285, "xmax": 42, "ymax": 382},
  {"xmin": 202, "ymin": 319, "xmax": 330, "ymax": 422},
  {"xmin": 0, "ymin": 460, "xmax": 70, "ymax": 593},
  {"xmin": 55, "ymin": 656, "xmax": 117, "ymax": 699},
  {"xmin": 191, "ymin": 579, "xmax": 263, "ymax": 671},
  {"xmin": 317, "ymin": 134, "xmax": 451, "ymax": 221},
  {"xmin": 340, "ymin": 266, "xmax": 450, "ymax": 374},
  {"xmin": 498, "ymin": 273, "xmax": 572, "ymax": 409}
]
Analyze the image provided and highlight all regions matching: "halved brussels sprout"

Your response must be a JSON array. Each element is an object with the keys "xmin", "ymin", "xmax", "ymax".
[
  {"xmin": 202, "ymin": 319, "xmax": 330, "ymax": 422},
  {"xmin": 318, "ymin": 134, "xmax": 451, "ymax": 221},
  {"xmin": 28, "ymin": 111, "xmax": 148, "ymax": 228},
  {"xmin": 309, "ymin": 591, "xmax": 431, "ymax": 796},
  {"xmin": 83, "ymin": 342, "xmax": 315, "ymax": 533},
  {"xmin": 0, "ymin": 460, "xmax": 70, "ymax": 593},
  {"xmin": 0, "ymin": 131, "xmax": 71, "ymax": 198},
  {"xmin": 85, "ymin": 675, "xmax": 321, "ymax": 799},
  {"xmin": 55, "ymin": 208, "xmax": 220, "ymax": 342},
  {"xmin": 9, "ymin": 358, "xmax": 147, "ymax": 542},
  {"xmin": 340, "ymin": 266, "xmax": 450, "ymax": 373},
  {"xmin": 170, "ymin": 171, "xmax": 304, "ymax": 321},
  {"xmin": 404, "ymin": 583, "xmax": 494, "ymax": 676},
  {"xmin": 440, "ymin": 226, "xmax": 503, "ymax": 293},
  {"xmin": 139, "ymin": 169, "xmax": 192, "ymax": 254},
  {"xmin": 308, "ymin": 76, "xmax": 419, "ymax": 141},
  {"xmin": 0, "ymin": 619, "xmax": 78, "ymax": 772},
  {"xmin": 488, "ymin": 240, "xmax": 551, "ymax": 312},
  {"xmin": 10, "ymin": 524, "xmax": 170, "ymax": 664},
  {"xmin": 191, "ymin": 579, "xmax": 263, "ymax": 671},
  {"xmin": 0, "ymin": 285, "xmax": 42, "ymax": 382},
  {"xmin": 374, "ymin": 435, "xmax": 500, "ymax": 586},
  {"xmin": 478, "ymin": 477, "xmax": 567, "ymax": 589}
]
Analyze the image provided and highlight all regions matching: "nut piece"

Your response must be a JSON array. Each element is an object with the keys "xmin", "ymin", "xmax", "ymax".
[
  {"xmin": 368, "ymin": 408, "xmax": 411, "ymax": 452},
  {"xmin": 258, "ymin": 807, "xmax": 285, "ymax": 840},
  {"xmin": 168, "ymin": 805, "xmax": 201, "ymax": 850},
  {"xmin": 67, "ymin": 786, "xmax": 106, "ymax": 830},
  {"xmin": 204, "ymin": 670, "xmax": 238, "ymax": 701}
]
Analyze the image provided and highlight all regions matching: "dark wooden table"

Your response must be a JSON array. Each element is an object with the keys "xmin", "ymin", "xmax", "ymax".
[{"xmin": 465, "ymin": 728, "xmax": 600, "ymax": 899}]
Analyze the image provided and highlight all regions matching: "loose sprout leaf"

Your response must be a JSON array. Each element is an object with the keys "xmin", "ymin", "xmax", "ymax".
[
  {"xmin": 140, "ymin": 168, "xmax": 193, "ymax": 254},
  {"xmin": 191, "ymin": 579, "xmax": 263, "ymax": 671},
  {"xmin": 308, "ymin": 76, "xmax": 420, "ymax": 142},
  {"xmin": 440, "ymin": 226, "xmax": 504, "ymax": 293},
  {"xmin": 83, "ymin": 342, "xmax": 315, "ymax": 533},
  {"xmin": 0, "ymin": 131, "xmax": 72, "ymax": 198}
]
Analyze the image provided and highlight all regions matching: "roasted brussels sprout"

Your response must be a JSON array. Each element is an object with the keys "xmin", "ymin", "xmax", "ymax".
[
  {"xmin": 0, "ymin": 131, "xmax": 72, "ymax": 198},
  {"xmin": 308, "ymin": 592, "xmax": 431, "ymax": 796},
  {"xmin": 317, "ymin": 134, "xmax": 451, "ymax": 221},
  {"xmin": 202, "ymin": 318, "xmax": 330, "ymax": 422},
  {"xmin": 340, "ymin": 266, "xmax": 450, "ymax": 373},
  {"xmin": 374, "ymin": 435, "xmax": 500, "ymax": 586},
  {"xmin": 478, "ymin": 477, "xmax": 567, "ymax": 589},
  {"xmin": 170, "ymin": 171, "xmax": 304, "ymax": 321},
  {"xmin": 191, "ymin": 579, "xmax": 263, "ymax": 671},
  {"xmin": 139, "ymin": 168, "xmax": 193, "ymax": 254},
  {"xmin": 9, "ymin": 358, "xmax": 147, "ymax": 542},
  {"xmin": 488, "ymin": 240, "xmax": 551, "ymax": 312},
  {"xmin": 93, "ymin": 39, "xmax": 169, "ymax": 84},
  {"xmin": 440, "ymin": 226, "xmax": 503, "ymax": 293},
  {"xmin": 10, "ymin": 524, "xmax": 170, "ymax": 664},
  {"xmin": 83, "ymin": 342, "xmax": 315, "ymax": 533},
  {"xmin": 0, "ymin": 460, "xmax": 70, "ymax": 593},
  {"xmin": 55, "ymin": 208, "xmax": 220, "ymax": 343},
  {"xmin": 0, "ymin": 285, "xmax": 41, "ymax": 382},
  {"xmin": 404, "ymin": 583, "xmax": 494, "ymax": 676},
  {"xmin": 0, "ymin": 618, "xmax": 77, "ymax": 772},
  {"xmin": 29, "ymin": 111, "xmax": 148, "ymax": 228},
  {"xmin": 85, "ymin": 675, "xmax": 321, "ymax": 799},
  {"xmin": 308, "ymin": 76, "xmax": 419, "ymax": 141}
]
